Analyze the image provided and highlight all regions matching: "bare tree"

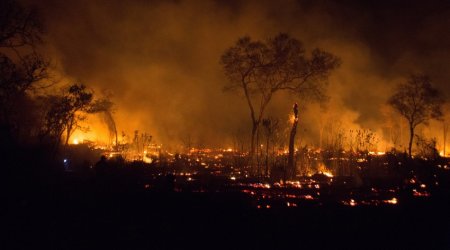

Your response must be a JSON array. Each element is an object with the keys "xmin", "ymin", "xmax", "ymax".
[
  {"xmin": 388, "ymin": 74, "xmax": 443, "ymax": 157},
  {"xmin": 221, "ymin": 33, "xmax": 340, "ymax": 168}
]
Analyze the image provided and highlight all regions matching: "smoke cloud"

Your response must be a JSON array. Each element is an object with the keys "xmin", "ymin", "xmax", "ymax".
[{"xmin": 26, "ymin": 0, "xmax": 450, "ymax": 151}]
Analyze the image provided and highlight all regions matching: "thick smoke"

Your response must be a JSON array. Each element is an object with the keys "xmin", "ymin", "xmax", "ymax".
[{"xmin": 27, "ymin": 0, "xmax": 450, "ymax": 151}]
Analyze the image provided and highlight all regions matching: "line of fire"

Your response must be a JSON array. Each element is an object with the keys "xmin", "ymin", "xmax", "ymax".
[{"xmin": 62, "ymin": 101, "xmax": 448, "ymax": 209}]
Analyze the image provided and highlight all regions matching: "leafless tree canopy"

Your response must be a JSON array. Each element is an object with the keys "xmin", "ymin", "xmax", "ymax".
[{"xmin": 221, "ymin": 34, "xmax": 339, "ymax": 102}]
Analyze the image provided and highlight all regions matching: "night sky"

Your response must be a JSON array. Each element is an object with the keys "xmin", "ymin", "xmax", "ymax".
[{"xmin": 24, "ymin": 0, "xmax": 450, "ymax": 149}]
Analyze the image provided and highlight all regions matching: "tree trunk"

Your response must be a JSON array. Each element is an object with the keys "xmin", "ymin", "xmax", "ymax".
[
  {"xmin": 115, "ymin": 128, "xmax": 118, "ymax": 150},
  {"xmin": 408, "ymin": 124, "xmax": 414, "ymax": 157},
  {"xmin": 265, "ymin": 133, "xmax": 269, "ymax": 177},
  {"xmin": 64, "ymin": 122, "xmax": 73, "ymax": 146},
  {"xmin": 272, "ymin": 143, "xmax": 275, "ymax": 172},
  {"xmin": 400, "ymin": 119, "xmax": 404, "ymax": 152},
  {"xmin": 443, "ymin": 122, "xmax": 448, "ymax": 157},
  {"xmin": 64, "ymin": 115, "xmax": 76, "ymax": 146},
  {"xmin": 288, "ymin": 103, "xmax": 299, "ymax": 179},
  {"xmin": 112, "ymin": 117, "xmax": 118, "ymax": 150},
  {"xmin": 288, "ymin": 122, "xmax": 298, "ymax": 179},
  {"xmin": 256, "ymin": 126, "xmax": 261, "ymax": 177},
  {"xmin": 250, "ymin": 122, "xmax": 258, "ymax": 172},
  {"xmin": 319, "ymin": 125, "xmax": 324, "ymax": 149}
]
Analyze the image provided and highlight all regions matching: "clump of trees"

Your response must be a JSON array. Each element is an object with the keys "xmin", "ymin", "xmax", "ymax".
[
  {"xmin": 0, "ymin": 0, "xmax": 114, "ymax": 156},
  {"xmin": 221, "ymin": 33, "xmax": 340, "ymax": 170},
  {"xmin": 0, "ymin": 0, "xmax": 49, "ymax": 146},
  {"xmin": 39, "ymin": 84, "xmax": 113, "ymax": 149}
]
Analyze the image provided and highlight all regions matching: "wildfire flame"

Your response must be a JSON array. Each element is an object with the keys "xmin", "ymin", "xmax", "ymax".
[
  {"xmin": 317, "ymin": 162, "xmax": 333, "ymax": 177},
  {"xmin": 288, "ymin": 114, "xmax": 297, "ymax": 124}
]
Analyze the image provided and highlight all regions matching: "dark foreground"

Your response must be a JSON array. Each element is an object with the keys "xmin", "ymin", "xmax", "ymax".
[{"xmin": 3, "ymin": 172, "xmax": 450, "ymax": 250}]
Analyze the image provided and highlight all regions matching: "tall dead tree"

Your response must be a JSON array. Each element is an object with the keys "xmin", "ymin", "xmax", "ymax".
[{"xmin": 288, "ymin": 103, "xmax": 299, "ymax": 179}]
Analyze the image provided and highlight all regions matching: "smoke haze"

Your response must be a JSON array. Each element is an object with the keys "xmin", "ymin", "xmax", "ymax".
[{"xmin": 26, "ymin": 0, "xmax": 450, "ymax": 150}]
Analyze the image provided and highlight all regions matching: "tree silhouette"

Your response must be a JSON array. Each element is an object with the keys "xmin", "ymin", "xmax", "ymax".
[
  {"xmin": 40, "ymin": 84, "xmax": 111, "ymax": 148},
  {"xmin": 388, "ymin": 74, "xmax": 443, "ymax": 157},
  {"xmin": 441, "ymin": 103, "xmax": 450, "ymax": 157},
  {"xmin": 0, "ymin": 0, "xmax": 48, "ymax": 145},
  {"xmin": 262, "ymin": 117, "xmax": 279, "ymax": 177},
  {"xmin": 90, "ymin": 97, "xmax": 117, "ymax": 148},
  {"xmin": 0, "ymin": 0, "xmax": 43, "ymax": 49},
  {"xmin": 288, "ymin": 103, "xmax": 299, "ymax": 179},
  {"xmin": 221, "ymin": 33, "xmax": 339, "ymax": 169}
]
